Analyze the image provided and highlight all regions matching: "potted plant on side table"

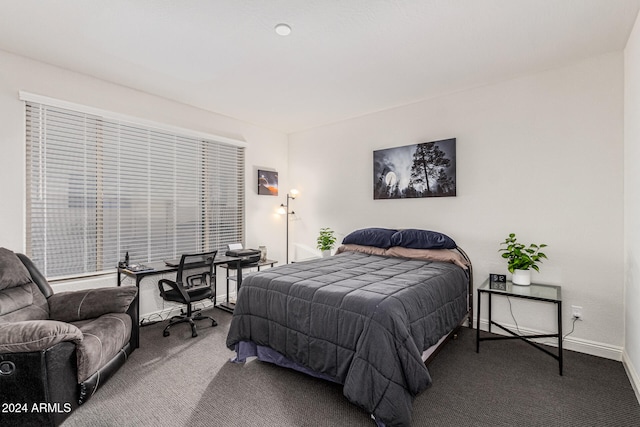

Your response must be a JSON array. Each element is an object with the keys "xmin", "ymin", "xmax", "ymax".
[
  {"xmin": 317, "ymin": 227, "xmax": 337, "ymax": 257},
  {"xmin": 499, "ymin": 233, "xmax": 548, "ymax": 285}
]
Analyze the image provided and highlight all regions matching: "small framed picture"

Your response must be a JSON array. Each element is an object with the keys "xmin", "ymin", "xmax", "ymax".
[
  {"xmin": 489, "ymin": 273, "xmax": 507, "ymax": 291},
  {"xmin": 258, "ymin": 170, "xmax": 278, "ymax": 196}
]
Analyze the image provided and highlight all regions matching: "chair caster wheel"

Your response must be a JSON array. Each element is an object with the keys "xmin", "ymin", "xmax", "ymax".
[
  {"xmin": 163, "ymin": 330, "xmax": 170, "ymax": 337},
  {"xmin": 212, "ymin": 320, "xmax": 218, "ymax": 327}
]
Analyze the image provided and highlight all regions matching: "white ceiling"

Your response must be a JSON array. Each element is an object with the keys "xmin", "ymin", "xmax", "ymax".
[{"xmin": 1, "ymin": 0, "xmax": 639, "ymax": 134}]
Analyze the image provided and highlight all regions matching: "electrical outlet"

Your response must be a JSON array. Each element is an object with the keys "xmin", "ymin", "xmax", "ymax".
[{"xmin": 571, "ymin": 305, "xmax": 583, "ymax": 320}]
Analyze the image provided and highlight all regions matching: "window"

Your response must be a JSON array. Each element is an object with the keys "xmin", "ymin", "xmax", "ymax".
[{"xmin": 25, "ymin": 98, "xmax": 245, "ymax": 279}]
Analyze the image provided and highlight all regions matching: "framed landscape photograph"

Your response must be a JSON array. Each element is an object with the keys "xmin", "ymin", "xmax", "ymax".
[
  {"xmin": 258, "ymin": 170, "xmax": 278, "ymax": 196},
  {"xmin": 373, "ymin": 138, "xmax": 456, "ymax": 200}
]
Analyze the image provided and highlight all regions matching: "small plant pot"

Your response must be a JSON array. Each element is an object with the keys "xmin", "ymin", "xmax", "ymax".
[
  {"xmin": 512, "ymin": 269, "xmax": 531, "ymax": 286},
  {"xmin": 321, "ymin": 250, "xmax": 332, "ymax": 258}
]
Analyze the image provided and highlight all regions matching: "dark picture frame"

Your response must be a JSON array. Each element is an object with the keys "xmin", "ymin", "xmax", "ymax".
[
  {"xmin": 258, "ymin": 170, "xmax": 278, "ymax": 196},
  {"xmin": 373, "ymin": 138, "xmax": 456, "ymax": 199}
]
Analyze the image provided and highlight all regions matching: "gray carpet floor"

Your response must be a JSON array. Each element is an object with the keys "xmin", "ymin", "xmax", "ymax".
[{"xmin": 63, "ymin": 309, "xmax": 640, "ymax": 427}]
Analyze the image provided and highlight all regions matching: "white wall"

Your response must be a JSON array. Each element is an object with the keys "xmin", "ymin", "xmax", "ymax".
[
  {"xmin": 624, "ymin": 10, "xmax": 640, "ymax": 400},
  {"xmin": 289, "ymin": 52, "xmax": 625, "ymax": 359},
  {"xmin": 0, "ymin": 50, "xmax": 289, "ymax": 317}
]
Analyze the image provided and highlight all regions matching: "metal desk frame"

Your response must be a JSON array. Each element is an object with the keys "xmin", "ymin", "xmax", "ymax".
[
  {"xmin": 116, "ymin": 255, "xmax": 242, "ymax": 347},
  {"xmin": 216, "ymin": 259, "xmax": 278, "ymax": 313}
]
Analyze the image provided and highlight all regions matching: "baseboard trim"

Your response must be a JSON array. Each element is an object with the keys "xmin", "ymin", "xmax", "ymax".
[
  {"xmin": 622, "ymin": 350, "xmax": 640, "ymax": 404},
  {"xmin": 475, "ymin": 318, "xmax": 623, "ymax": 361}
]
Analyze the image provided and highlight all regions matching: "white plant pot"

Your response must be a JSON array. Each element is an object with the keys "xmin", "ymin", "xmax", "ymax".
[
  {"xmin": 321, "ymin": 250, "xmax": 332, "ymax": 258},
  {"xmin": 512, "ymin": 269, "xmax": 531, "ymax": 286}
]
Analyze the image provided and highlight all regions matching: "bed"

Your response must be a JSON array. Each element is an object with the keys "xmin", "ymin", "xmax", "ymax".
[{"xmin": 226, "ymin": 228, "xmax": 473, "ymax": 427}]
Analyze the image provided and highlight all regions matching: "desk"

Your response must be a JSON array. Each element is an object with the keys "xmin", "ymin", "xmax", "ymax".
[
  {"xmin": 476, "ymin": 279, "xmax": 563, "ymax": 375},
  {"xmin": 116, "ymin": 255, "xmax": 242, "ymax": 347},
  {"xmin": 216, "ymin": 259, "xmax": 277, "ymax": 313}
]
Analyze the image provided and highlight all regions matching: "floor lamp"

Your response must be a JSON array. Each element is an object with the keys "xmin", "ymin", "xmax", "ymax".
[{"xmin": 278, "ymin": 189, "xmax": 298, "ymax": 263}]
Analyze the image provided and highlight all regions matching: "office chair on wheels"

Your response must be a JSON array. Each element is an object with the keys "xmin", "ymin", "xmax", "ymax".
[{"xmin": 158, "ymin": 251, "xmax": 218, "ymax": 338}]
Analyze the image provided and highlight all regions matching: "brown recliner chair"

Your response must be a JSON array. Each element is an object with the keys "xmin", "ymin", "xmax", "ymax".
[{"xmin": 0, "ymin": 248, "xmax": 138, "ymax": 427}]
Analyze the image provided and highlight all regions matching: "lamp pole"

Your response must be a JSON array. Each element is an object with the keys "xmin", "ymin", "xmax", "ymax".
[
  {"xmin": 281, "ymin": 190, "xmax": 298, "ymax": 264},
  {"xmin": 285, "ymin": 194, "xmax": 295, "ymax": 263}
]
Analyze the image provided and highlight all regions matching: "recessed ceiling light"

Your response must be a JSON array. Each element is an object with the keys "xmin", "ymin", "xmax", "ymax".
[{"xmin": 275, "ymin": 23, "xmax": 291, "ymax": 36}]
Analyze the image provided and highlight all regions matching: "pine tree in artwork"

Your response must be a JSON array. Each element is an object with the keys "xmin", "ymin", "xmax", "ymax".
[
  {"xmin": 410, "ymin": 142, "xmax": 451, "ymax": 195},
  {"xmin": 405, "ymin": 179, "xmax": 418, "ymax": 198},
  {"xmin": 435, "ymin": 168, "xmax": 455, "ymax": 195}
]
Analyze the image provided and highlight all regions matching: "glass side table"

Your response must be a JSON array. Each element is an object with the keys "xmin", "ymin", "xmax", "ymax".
[{"xmin": 476, "ymin": 278, "xmax": 563, "ymax": 375}]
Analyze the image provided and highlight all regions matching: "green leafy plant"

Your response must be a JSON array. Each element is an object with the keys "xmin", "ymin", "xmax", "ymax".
[
  {"xmin": 499, "ymin": 233, "xmax": 548, "ymax": 273},
  {"xmin": 316, "ymin": 227, "xmax": 337, "ymax": 251}
]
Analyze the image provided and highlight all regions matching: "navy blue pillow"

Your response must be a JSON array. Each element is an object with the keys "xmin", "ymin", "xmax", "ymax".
[
  {"xmin": 342, "ymin": 228, "xmax": 398, "ymax": 249},
  {"xmin": 390, "ymin": 229, "xmax": 457, "ymax": 249}
]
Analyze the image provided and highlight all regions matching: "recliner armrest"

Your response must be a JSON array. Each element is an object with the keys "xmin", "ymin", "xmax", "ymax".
[
  {"xmin": 0, "ymin": 320, "xmax": 82, "ymax": 353},
  {"xmin": 49, "ymin": 286, "xmax": 138, "ymax": 323}
]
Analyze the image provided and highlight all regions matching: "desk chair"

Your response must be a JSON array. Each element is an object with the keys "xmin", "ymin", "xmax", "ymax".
[{"xmin": 158, "ymin": 251, "xmax": 218, "ymax": 338}]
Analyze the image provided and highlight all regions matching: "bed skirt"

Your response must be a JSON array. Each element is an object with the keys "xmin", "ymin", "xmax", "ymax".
[{"xmin": 229, "ymin": 337, "xmax": 451, "ymax": 427}]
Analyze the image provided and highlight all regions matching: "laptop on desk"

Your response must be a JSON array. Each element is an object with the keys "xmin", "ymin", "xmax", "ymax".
[
  {"xmin": 164, "ymin": 244, "xmax": 246, "ymax": 267},
  {"xmin": 163, "ymin": 255, "xmax": 211, "ymax": 267}
]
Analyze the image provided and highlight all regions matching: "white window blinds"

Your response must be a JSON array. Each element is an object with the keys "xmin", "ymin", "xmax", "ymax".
[{"xmin": 25, "ymin": 101, "xmax": 245, "ymax": 279}]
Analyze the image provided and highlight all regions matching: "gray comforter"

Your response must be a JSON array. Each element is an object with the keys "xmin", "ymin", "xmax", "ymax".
[{"xmin": 226, "ymin": 251, "xmax": 469, "ymax": 427}]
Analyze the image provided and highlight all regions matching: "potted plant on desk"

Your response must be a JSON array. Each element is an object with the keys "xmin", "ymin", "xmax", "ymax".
[
  {"xmin": 317, "ymin": 228, "xmax": 337, "ymax": 257},
  {"xmin": 499, "ymin": 233, "xmax": 548, "ymax": 285}
]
